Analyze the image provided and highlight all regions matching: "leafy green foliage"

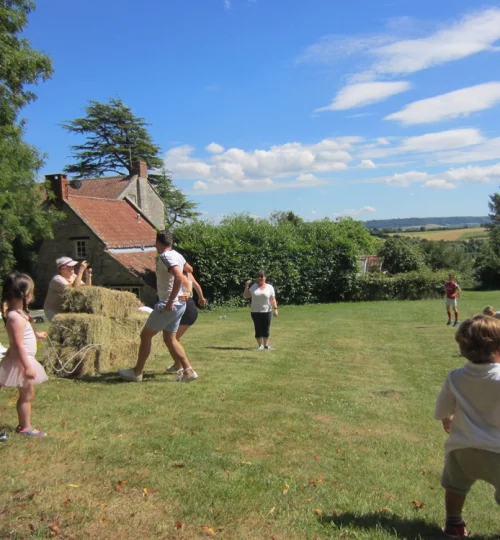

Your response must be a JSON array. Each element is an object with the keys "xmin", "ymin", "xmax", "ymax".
[
  {"xmin": 174, "ymin": 216, "xmax": 376, "ymax": 305},
  {"xmin": 378, "ymin": 237, "xmax": 425, "ymax": 274},
  {"xmin": 0, "ymin": 0, "xmax": 60, "ymax": 276},
  {"xmin": 350, "ymin": 270, "xmax": 451, "ymax": 301},
  {"xmin": 473, "ymin": 187, "xmax": 500, "ymax": 288},
  {"xmin": 62, "ymin": 97, "xmax": 164, "ymax": 177}
]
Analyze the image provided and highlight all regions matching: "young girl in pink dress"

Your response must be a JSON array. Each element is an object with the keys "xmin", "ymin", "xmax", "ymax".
[{"xmin": 0, "ymin": 273, "xmax": 48, "ymax": 437}]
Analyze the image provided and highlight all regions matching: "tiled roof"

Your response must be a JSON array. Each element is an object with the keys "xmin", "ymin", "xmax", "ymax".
[
  {"xmin": 67, "ymin": 197, "xmax": 156, "ymax": 248},
  {"xmin": 68, "ymin": 176, "xmax": 131, "ymax": 199},
  {"xmin": 108, "ymin": 251, "xmax": 157, "ymax": 289}
]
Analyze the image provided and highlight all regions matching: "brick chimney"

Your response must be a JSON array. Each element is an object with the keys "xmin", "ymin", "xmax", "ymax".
[
  {"xmin": 45, "ymin": 173, "xmax": 69, "ymax": 203},
  {"xmin": 131, "ymin": 161, "xmax": 148, "ymax": 178}
]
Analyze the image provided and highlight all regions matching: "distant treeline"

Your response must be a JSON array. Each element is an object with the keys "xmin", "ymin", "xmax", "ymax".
[{"xmin": 364, "ymin": 216, "xmax": 490, "ymax": 230}]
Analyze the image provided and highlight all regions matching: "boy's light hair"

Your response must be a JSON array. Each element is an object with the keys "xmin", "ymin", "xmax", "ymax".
[
  {"xmin": 455, "ymin": 315, "xmax": 500, "ymax": 364},
  {"xmin": 483, "ymin": 305, "xmax": 496, "ymax": 317}
]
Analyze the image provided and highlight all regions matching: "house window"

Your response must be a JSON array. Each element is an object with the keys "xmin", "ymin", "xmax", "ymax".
[
  {"xmin": 75, "ymin": 240, "xmax": 87, "ymax": 260},
  {"xmin": 112, "ymin": 286, "xmax": 142, "ymax": 298}
]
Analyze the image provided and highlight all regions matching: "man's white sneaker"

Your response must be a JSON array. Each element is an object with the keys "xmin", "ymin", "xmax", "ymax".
[
  {"xmin": 258, "ymin": 345, "xmax": 265, "ymax": 350},
  {"xmin": 177, "ymin": 370, "xmax": 198, "ymax": 383},
  {"xmin": 166, "ymin": 364, "xmax": 181, "ymax": 374},
  {"xmin": 118, "ymin": 368, "xmax": 143, "ymax": 382},
  {"xmin": 173, "ymin": 369, "xmax": 185, "ymax": 382}
]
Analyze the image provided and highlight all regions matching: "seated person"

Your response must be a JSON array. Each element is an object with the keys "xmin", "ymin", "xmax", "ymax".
[{"xmin": 43, "ymin": 257, "xmax": 92, "ymax": 321}]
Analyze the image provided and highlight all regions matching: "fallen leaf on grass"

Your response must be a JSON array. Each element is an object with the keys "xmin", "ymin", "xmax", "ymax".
[
  {"xmin": 200, "ymin": 525, "xmax": 215, "ymax": 536},
  {"xmin": 172, "ymin": 463, "xmax": 185, "ymax": 468},
  {"xmin": 385, "ymin": 493, "xmax": 393, "ymax": 500},
  {"xmin": 277, "ymin": 430, "xmax": 285, "ymax": 436},
  {"xmin": 241, "ymin": 461, "xmax": 252, "ymax": 465},
  {"xmin": 282, "ymin": 483, "xmax": 290, "ymax": 495},
  {"xmin": 114, "ymin": 480, "xmax": 127, "ymax": 492},
  {"xmin": 67, "ymin": 484, "xmax": 80, "ymax": 488},
  {"xmin": 268, "ymin": 507, "xmax": 276, "ymax": 515},
  {"xmin": 336, "ymin": 449, "xmax": 344, "ymax": 455},
  {"xmin": 48, "ymin": 524, "xmax": 60, "ymax": 536},
  {"xmin": 420, "ymin": 470, "xmax": 425, "ymax": 475},
  {"xmin": 63, "ymin": 498, "xmax": 72, "ymax": 506},
  {"xmin": 99, "ymin": 517, "xmax": 106, "ymax": 524},
  {"xmin": 377, "ymin": 507, "xmax": 391, "ymax": 514},
  {"xmin": 411, "ymin": 500, "xmax": 425, "ymax": 510},
  {"xmin": 314, "ymin": 455, "xmax": 320, "ymax": 461},
  {"xmin": 61, "ymin": 420, "xmax": 67, "ymax": 429},
  {"xmin": 308, "ymin": 480, "xmax": 317, "ymax": 488},
  {"xmin": 315, "ymin": 509, "xmax": 324, "ymax": 516},
  {"xmin": 174, "ymin": 521, "xmax": 184, "ymax": 530}
]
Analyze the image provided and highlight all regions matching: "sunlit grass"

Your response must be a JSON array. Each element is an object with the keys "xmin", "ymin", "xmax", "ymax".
[{"xmin": 1, "ymin": 292, "xmax": 500, "ymax": 538}]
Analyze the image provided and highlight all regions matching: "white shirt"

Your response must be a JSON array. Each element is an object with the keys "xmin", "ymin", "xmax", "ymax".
[
  {"xmin": 434, "ymin": 362, "xmax": 500, "ymax": 455},
  {"xmin": 249, "ymin": 283, "xmax": 275, "ymax": 313},
  {"xmin": 156, "ymin": 249, "xmax": 186, "ymax": 305}
]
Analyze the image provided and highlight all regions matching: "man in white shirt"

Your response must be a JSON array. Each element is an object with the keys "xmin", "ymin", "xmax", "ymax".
[
  {"xmin": 119, "ymin": 231, "xmax": 198, "ymax": 383},
  {"xmin": 434, "ymin": 315, "xmax": 500, "ymax": 537}
]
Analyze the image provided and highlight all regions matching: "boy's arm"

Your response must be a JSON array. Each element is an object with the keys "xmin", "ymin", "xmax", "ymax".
[{"xmin": 434, "ymin": 377, "xmax": 456, "ymax": 432}]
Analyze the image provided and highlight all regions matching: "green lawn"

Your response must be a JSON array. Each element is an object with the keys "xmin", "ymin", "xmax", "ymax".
[{"xmin": 2, "ymin": 293, "xmax": 500, "ymax": 539}]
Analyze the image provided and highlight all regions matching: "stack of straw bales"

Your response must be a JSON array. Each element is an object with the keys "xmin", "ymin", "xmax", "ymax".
[{"xmin": 47, "ymin": 287, "xmax": 164, "ymax": 377}]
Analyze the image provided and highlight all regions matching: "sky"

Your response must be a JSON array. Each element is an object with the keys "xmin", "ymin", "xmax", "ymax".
[{"xmin": 21, "ymin": 0, "xmax": 500, "ymax": 222}]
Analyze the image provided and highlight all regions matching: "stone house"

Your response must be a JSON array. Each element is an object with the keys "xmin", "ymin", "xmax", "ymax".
[{"xmin": 35, "ymin": 162, "xmax": 164, "ymax": 306}]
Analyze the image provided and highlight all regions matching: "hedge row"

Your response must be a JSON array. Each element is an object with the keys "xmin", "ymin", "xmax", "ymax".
[
  {"xmin": 175, "ymin": 216, "xmax": 378, "ymax": 306},
  {"xmin": 349, "ymin": 270, "xmax": 453, "ymax": 302}
]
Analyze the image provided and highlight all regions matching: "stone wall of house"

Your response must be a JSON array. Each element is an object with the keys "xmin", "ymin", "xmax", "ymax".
[
  {"xmin": 35, "ymin": 205, "xmax": 156, "ymax": 308},
  {"xmin": 121, "ymin": 177, "xmax": 165, "ymax": 230}
]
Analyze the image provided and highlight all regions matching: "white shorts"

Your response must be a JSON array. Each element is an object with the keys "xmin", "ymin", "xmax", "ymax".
[{"xmin": 445, "ymin": 297, "xmax": 458, "ymax": 307}]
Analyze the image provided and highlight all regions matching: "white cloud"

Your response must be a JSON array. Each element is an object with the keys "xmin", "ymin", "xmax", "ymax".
[
  {"xmin": 194, "ymin": 181, "xmax": 208, "ymax": 191},
  {"xmin": 358, "ymin": 159, "xmax": 377, "ymax": 169},
  {"xmin": 360, "ymin": 129, "xmax": 484, "ymax": 160},
  {"xmin": 385, "ymin": 171, "xmax": 429, "ymax": 187},
  {"xmin": 435, "ymin": 137, "xmax": 500, "ymax": 164},
  {"xmin": 377, "ymin": 138, "xmax": 391, "ymax": 145},
  {"xmin": 423, "ymin": 179, "xmax": 456, "ymax": 190},
  {"xmin": 206, "ymin": 142, "xmax": 225, "ymax": 154},
  {"xmin": 400, "ymin": 129, "xmax": 485, "ymax": 152},
  {"xmin": 386, "ymin": 82, "xmax": 500, "ymax": 124},
  {"xmin": 364, "ymin": 163, "xmax": 500, "ymax": 188},
  {"xmin": 296, "ymin": 173, "xmax": 318, "ymax": 182},
  {"xmin": 334, "ymin": 205, "xmax": 376, "ymax": 217},
  {"xmin": 165, "ymin": 138, "xmax": 355, "ymax": 194},
  {"xmin": 316, "ymin": 81, "xmax": 411, "ymax": 111},
  {"xmin": 299, "ymin": 8, "xmax": 500, "ymax": 76}
]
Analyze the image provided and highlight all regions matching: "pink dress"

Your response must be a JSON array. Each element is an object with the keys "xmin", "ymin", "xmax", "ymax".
[{"xmin": 0, "ymin": 314, "xmax": 48, "ymax": 387}]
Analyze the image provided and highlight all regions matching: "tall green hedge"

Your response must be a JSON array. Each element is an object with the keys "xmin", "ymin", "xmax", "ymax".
[
  {"xmin": 174, "ymin": 216, "xmax": 378, "ymax": 306},
  {"xmin": 349, "ymin": 270, "xmax": 452, "ymax": 302}
]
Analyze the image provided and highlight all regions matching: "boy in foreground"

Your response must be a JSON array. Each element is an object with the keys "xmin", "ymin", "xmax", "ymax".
[{"xmin": 434, "ymin": 315, "xmax": 500, "ymax": 537}]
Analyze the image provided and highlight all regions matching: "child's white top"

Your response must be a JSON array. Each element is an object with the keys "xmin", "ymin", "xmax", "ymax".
[
  {"xmin": 249, "ymin": 283, "xmax": 275, "ymax": 313},
  {"xmin": 435, "ymin": 362, "xmax": 500, "ymax": 455}
]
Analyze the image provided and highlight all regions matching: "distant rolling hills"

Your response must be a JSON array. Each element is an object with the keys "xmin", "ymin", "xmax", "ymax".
[{"xmin": 364, "ymin": 216, "xmax": 490, "ymax": 229}]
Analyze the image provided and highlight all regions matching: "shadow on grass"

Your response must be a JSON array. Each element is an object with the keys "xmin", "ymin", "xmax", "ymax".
[
  {"xmin": 319, "ymin": 511, "xmax": 500, "ymax": 540},
  {"xmin": 205, "ymin": 346, "xmax": 253, "ymax": 351},
  {"xmin": 77, "ymin": 372, "xmax": 163, "ymax": 384}
]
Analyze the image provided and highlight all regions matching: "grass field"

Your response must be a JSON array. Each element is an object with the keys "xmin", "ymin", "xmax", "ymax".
[
  {"xmin": 394, "ymin": 228, "xmax": 488, "ymax": 241},
  {"xmin": 2, "ymin": 293, "xmax": 500, "ymax": 539}
]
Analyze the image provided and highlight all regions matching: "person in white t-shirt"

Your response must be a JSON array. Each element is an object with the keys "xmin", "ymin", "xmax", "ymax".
[
  {"xmin": 434, "ymin": 315, "xmax": 500, "ymax": 537},
  {"xmin": 243, "ymin": 270, "xmax": 278, "ymax": 350},
  {"xmin": 119, "ymin": 230, "xmax": 198, "ymax": 383},
  {"xmin": 43, "ymin": 257, "xmax": 91, "ymax": 321}
]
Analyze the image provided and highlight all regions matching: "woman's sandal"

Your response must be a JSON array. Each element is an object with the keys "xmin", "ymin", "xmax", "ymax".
[{"xmin": 15, "ymin": 426, "xmax": 47, "ymax": 438}]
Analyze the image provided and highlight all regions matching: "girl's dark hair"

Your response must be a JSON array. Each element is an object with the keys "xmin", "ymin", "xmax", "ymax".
[{"xmin": 1, "ymin": 273, "xmax": 34, "ymax": 323}]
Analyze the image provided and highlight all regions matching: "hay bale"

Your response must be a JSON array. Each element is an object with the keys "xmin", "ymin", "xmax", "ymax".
[
  {"xmin": 61, "ymin": 286, "xmax": 138, "ymax": 318},
  {"xmin": 46, "ymin": 313, "xmax": 165, "ymax": 377}
]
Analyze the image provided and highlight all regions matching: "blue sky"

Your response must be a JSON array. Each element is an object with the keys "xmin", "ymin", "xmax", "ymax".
[{"xmin": 22, "ymin": 0, "xmax": 500, "ymax": 222}]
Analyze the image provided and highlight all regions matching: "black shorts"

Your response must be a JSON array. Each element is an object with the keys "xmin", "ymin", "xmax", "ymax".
[{"xmin": 180, "ymin": 298, "xmax": 198, "ymax": 326}]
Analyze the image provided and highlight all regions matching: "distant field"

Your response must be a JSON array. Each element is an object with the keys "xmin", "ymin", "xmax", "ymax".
[{"xmin": 394, "ymin": 227, "xmax": 488, "ymax": 241}]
